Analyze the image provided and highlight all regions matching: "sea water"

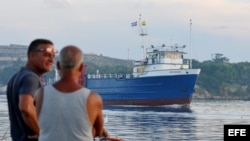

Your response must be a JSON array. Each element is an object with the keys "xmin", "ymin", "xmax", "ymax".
[{"xmin": 1, "ymin": 94, "xmax": 250, "ymax": 141}]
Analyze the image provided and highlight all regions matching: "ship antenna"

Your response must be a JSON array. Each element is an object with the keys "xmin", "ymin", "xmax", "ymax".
[
  {"xmin": 139, "ymin": 14, "xmax": 147, "ymax": 59},
  {"xmin": 189, "ymin": 19, "xmax": 192, "ymax": 69}
]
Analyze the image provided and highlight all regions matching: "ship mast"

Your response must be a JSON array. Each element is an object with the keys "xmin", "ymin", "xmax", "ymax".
[
  {"xmin": 189, "ymin": 19, "xmax": 192, "ymax": 69},
  {"xmin": 138, "ymin": 14, "xmax": 147, "ymax": 59}
]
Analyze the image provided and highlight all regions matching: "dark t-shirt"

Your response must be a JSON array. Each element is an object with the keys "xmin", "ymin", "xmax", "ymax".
[{"xmin": 7, "ymin": 67, "xmax": 42, "ymax": 141}]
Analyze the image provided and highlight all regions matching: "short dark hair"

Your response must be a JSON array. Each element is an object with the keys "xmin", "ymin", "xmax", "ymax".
[{"xmin": 27, "ymin": 39, "xmax": 54, "ymax": 55}]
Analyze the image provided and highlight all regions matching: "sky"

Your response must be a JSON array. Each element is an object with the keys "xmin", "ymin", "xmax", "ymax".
[{"xmin": 0, "ymin": 0, "xmax": 250, "ymax": 63}]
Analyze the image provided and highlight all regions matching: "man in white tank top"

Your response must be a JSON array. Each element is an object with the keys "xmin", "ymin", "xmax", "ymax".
[{"xmin": 35, "ymin": 45, "xmax": 108, "ymax": 141}]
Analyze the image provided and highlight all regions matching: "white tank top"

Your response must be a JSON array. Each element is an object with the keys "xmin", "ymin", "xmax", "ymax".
[{"xmin": 38, "ymin": 85, "xmax": 93, "ymax": 141}]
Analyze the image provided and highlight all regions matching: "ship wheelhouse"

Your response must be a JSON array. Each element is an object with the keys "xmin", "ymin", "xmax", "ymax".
[{"xmin": 145, "ymin": 44, "xmax": 187, "ymax": 65}]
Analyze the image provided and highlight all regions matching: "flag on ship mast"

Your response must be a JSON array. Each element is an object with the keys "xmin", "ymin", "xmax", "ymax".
[
  {"xmin": 131, "ymin": 20, "xmax": 146, "ymax": 27},
  {"xmin": 131, "ymin": 14, "xmax": 146, "ymax": 27},
  {"xmin": 141, "ymin": 20, "xmax": 146, "ymax": 26},
  {"xmin": 131, "ymin": 21, "xmax": 137, "ymax": 27}
]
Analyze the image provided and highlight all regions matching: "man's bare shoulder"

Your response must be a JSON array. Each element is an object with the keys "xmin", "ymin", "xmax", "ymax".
[
  {"xmin": 87, "ymin": 91, "xmax": 103, "ymax": 106},
  {"xmin": 89, "ymin": 91, "xmax": 102, "ymax": 100}
]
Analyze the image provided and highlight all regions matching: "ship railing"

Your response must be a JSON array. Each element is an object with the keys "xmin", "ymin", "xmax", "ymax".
[
  {"xmin": 183, "ymin": 59, "xmax": 190, "ymax": 65},
  {"xmin": 87, "ymin": 73, "xmax": 134, "ymax": 79}
]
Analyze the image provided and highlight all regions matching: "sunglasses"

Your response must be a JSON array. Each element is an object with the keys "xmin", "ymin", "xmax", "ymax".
[{"xmin": 36, "ymin": 48, "xmax": 58, "ymax": 54}]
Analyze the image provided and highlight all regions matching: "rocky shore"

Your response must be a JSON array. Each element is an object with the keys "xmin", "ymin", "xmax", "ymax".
[{"xmin": 193, "ymin": 92, "xmax": 250, "ymax": 100}]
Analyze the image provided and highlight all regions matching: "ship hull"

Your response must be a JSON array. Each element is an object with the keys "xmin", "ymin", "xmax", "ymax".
[{"xmin": 85, "ymin": 74, "xmax": 199, "ymax": 106}]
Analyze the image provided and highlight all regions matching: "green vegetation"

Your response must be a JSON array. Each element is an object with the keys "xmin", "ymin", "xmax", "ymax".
[
  {"xmin": 0, "ymin": 60, "xmax": 56, "ymax": 86},
  {"xmin": 192, "ymin": 55, "xmax": 250, "ymax": 99}
]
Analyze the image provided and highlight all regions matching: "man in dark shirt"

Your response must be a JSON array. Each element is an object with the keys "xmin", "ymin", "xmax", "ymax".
[{"xmin": 7, "ymin": 39, "xmax": 56, "ymax": 141}]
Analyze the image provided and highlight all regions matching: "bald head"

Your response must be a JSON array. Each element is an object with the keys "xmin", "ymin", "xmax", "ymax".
[{"xmin": 59, "ymin": 45, "xmax": 83, "ymax": 70}]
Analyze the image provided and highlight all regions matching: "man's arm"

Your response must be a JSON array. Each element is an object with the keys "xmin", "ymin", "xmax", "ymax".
[
  {"xmin": 87, "ymin": 92, "xmax": 104, "ymax": 137},
  {"xmin": 19, "ymin": 94, "xmax": 39, "ymax": 135}
]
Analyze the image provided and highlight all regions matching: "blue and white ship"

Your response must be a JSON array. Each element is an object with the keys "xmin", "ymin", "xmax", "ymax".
[
  {"xmin": 84, "ymin": 18, "xmax": 200, "ymax": 106},
  {"xmin": 85, "ymin": 44, "xmax": 200, "ymax": 106}
]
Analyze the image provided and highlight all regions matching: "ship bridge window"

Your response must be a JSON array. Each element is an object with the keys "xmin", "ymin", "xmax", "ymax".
[
  {"xmin": 160, "ymin": 53, "xmax": 165, "ymax": 58},
  {"xmin": 148, "ymin": 53, "xmax": 159, "ymax": 64},
  {"xmin": 166, "ymin": 53, "xmax": 182, "ymax": 59}
]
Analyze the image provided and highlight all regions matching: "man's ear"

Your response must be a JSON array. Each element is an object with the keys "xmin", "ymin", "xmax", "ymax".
[
  {"xmin": 78, "ymin": 63, "xmax": 84, "ymax": 72},
  {"xmin": 28, "ymin": 51, "xmax": 35, "ymax": 60}
]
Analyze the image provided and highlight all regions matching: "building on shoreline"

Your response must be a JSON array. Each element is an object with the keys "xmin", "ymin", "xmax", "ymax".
[{"xmin": 0, "ymin": 44, "xmax": 27, "ymax": 61}]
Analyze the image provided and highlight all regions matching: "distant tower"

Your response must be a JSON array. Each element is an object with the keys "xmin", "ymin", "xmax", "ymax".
[{"xmin": 189, "ymin": 19, "xmax": 192, "ymax": 69}]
